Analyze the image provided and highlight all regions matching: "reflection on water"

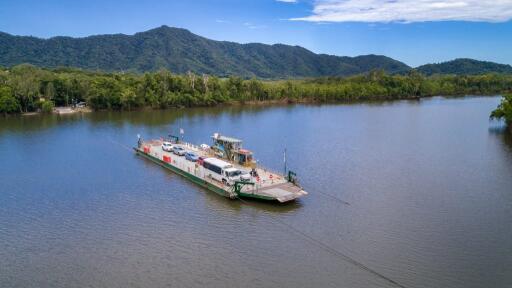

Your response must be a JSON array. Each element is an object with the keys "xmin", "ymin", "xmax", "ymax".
[
  {"xmin": 489, "ymin": 121, "xmax": 512, "ymax": 156},
  {"xmin": 0, "ymin": 105, "xmax": 283, "ymax": 135},
  {"xmin": 503, "ymin": 130, "xmax": 512, "ymax": 148},
  {"xmin": 135, "ymin": 153, "xmax": 303, "ymax": 214},
  {"xmin": 1, "ymin": 96, "xmax": 511, "ymax": 288}
]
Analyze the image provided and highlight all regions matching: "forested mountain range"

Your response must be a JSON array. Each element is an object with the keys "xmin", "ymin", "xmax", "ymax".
[
  {"xmin": 0, "ymin": 25, "xmax": 410, "ymax": 78},
  {"xmin": 1, "ymin": 26, "xmax": 511, "ymax": 78},
  {"xmin": 416, "ymin": 58, "xmax": 512, "ymax": 76}
]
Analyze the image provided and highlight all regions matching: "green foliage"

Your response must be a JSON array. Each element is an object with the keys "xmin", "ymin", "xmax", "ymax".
[
  {"xmin": 0, "ymin": 86, "xmax": 20, "ymax": 114},
  {"xmin": 0, "ymin": 26, "xmax": 410, "ymax": 78},
  {"xmin": 491, "ymin": 94, "xmax": 512, "ymax": 125},
  {"xmin": 417, "ymin": 59, "xmax": 512, "ymax": 76},
  {"xmin": 0, "ymin": 65, "xmax": 511, "ymax": 113},
  {"xmin": 3, "ymin": 27, "xmax": 512, "ymax": 79},
  {"xmin": 41, "ymin": 100, "xmax": 54, "ymax": 113}
]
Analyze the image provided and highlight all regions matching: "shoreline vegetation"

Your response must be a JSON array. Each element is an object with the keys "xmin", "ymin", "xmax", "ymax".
[
  {"xmin": 491, "ymin": 94, "xmax": 512, "ymax": 128},
  {"xmin": 1, "ymin": 64, "xmax": 512, "ymax": 120}
]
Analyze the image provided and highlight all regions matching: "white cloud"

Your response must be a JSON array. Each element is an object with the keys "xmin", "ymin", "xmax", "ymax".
[
  {"xmin": 243, "ymin": 22, "xmax": 268, "ymax": 29},
  {"xmin": 291, "ymin": 0, "xmax": 512, "ymax": 23},
  {"xmin": 277, "ymin": 0, "xmax": 298, "ymax": 3}
]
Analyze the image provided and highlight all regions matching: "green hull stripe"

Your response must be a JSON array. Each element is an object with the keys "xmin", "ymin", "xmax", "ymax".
[{"xmin": 134, "ymin": 148, "xmax": 276, "ymax": 201}]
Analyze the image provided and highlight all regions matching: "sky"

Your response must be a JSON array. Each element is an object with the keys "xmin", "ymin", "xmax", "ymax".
[{"xmin": 1, "ymin": 0, "xmax": 512, "ymax": 67}]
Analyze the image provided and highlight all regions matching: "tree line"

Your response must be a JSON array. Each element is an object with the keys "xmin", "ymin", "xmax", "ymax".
[{"xmin": 1, "ymin": 64, "xmax": 512, "ymax": 115}]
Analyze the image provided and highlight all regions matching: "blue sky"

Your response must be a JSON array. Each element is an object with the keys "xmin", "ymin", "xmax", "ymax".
[{"xmin": 1, "ymin": 0, "xmax": 512, "ymax": 67}]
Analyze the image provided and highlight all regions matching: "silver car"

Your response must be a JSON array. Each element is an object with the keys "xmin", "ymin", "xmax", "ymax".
[{"xmin": 172, "ymin": 146, "xmax": 186, "ymax": 156}]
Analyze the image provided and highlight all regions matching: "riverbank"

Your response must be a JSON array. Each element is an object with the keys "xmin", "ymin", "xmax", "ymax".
[
  {"xmin": 54, "ymin": 106, "xmax": 92, "ymax": 114},
  {"xmin": 21, "ymin": 106, "xmax": 92, "ymax": 116},
  {"xmin": 86, "ymin": 93, "xmax": 507, "ymax": 114},
  {"xmin": 2, "ymin": 65, "xmax": 512, "ymax": 115}
]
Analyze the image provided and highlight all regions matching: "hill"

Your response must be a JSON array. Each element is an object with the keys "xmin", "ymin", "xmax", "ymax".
[
  {"xmin": 0, "ymin": 26, "xmax": 410, "ymax": 78},
  {"xmin": 416, "ymin": 58, "xmax": 512, "ymax": 76}
]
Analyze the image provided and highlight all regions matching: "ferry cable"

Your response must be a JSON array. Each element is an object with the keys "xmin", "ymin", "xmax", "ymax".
[
  {"xmin": 236, "ymin": 197, "xmax": 408, "ymax": 288},
  {"xmin": 313, "ymin": 189, "xmax": 351, "ymax": 206},
  {"xmin": 109, "ymin": 137, "xmax": 403, "ymax": 288},
  {"xmin": 107, "ymin": 138, "xmax": 133, "ymax": 152}
]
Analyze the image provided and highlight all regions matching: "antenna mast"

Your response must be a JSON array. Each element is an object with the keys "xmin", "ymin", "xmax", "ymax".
[{"xmin": 284, "ymin": 148, "xmax": 287, "ymax": 175}]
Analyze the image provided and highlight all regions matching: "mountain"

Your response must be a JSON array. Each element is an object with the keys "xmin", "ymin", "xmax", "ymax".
[
  {"xmin": 0, "ymin": 26, "xmax": 410, "ymax": 78},
  {"xmin": 416, "ymin": 58, "xmax": 512, "ymax": 76}
]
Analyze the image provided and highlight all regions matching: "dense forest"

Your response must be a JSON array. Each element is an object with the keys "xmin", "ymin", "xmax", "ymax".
[
  {"xmin": 3, "ymin": 26, "xmax": 512, "ymax": 78},
  {"xmin": 417, "ymin": 58, "xmax": 512, "ymax": 76},
  {"xmin": 1, "ymin": 64, "xmax": 512, "ymax": 115},
  {"xmin": 0, "ymin": 26, "xmax": 410, "ymax": 78}
]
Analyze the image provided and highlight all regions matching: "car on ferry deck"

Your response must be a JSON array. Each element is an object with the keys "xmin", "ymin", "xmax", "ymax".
[
  {"xmin": 185, "ymin": 152, "xmax": 199, "ymax": 162},
  {"xmin": 172, "ymin": 146, "xmax": 186, "ymax": 156},
  {"xmin": 161, "ymin": 142, "xmax": 174, "ymax": 152}
]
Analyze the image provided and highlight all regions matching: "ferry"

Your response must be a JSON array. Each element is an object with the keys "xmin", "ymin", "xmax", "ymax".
[{"xmin": 134, "ymin": 133, "xmax": 307, "ymax": 202}]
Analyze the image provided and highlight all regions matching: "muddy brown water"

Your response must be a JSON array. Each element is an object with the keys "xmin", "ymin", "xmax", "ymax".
[{"xmin": 1, "ymin": 96, "xmax": 511, "ymax": 288}]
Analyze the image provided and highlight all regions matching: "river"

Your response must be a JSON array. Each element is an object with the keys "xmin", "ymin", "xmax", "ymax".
[{"xmin": 1, "ymin": 96, "xmax": 511, "ymax": 288}]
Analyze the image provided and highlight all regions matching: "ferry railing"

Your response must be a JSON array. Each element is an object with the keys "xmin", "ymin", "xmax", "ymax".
[{"xmin": 255, "ymin": 165, "xmax": 286, "ymax": 183}]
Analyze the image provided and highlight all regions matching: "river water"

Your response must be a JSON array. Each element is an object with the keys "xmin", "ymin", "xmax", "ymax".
[{"xmin": 1, "ymin": 96, "xmax": 511, "ymax": 288}]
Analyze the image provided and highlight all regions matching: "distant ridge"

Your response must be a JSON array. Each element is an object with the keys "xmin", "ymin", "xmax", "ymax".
[
  {"xmin": 0, "ymin": 25, "xmax": 410, "ymax": 78},
  {"xmin": 1, "ymin": 26, "xmax": 511, "ymax": 78},
  {"xmin": 416, "ymin": 58, "xmax": 512, "ymax": 76}
]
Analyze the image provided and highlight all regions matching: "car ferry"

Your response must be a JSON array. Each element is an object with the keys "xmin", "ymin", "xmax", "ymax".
[{"xmin": 134, "ymin": 133, "xmax": 307, "ymax": 203}]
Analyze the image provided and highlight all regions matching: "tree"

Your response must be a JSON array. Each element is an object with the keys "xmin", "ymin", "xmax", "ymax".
[
  {"xmin": 491, "ymin": 94, "xmax": 512, "ymax": 126},
  {"xmin": 45, "ymin": 82, "xmax": 55, "ymax": 100},
  {"xmin": 0, "ymin": 86, "xmax": 20, "ymax": 115},
  {"xmin": 120, "ymin": 87, "xmax": 137, "ymax": 110},
  {"xmin": 8, "ymin": 64, "xmax": 42, "ymax": 112},
  {"xmin": 41, "ymin": 100, "xmax": 54, "ymax": 113}
]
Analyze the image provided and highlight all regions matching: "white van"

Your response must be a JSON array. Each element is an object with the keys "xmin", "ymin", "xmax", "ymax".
[{"xmin": 202, "ymin": 158, "xmax": 250, "ymax": 185}]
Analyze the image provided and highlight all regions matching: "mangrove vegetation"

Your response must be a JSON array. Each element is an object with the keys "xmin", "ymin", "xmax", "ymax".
[
  {"xmin": 491, "ymin": 94, "xmax": 512, "ymax": 126},
  {"xmin": 1, "ymin": 64, "xmax": 512, "ymax": 114}
]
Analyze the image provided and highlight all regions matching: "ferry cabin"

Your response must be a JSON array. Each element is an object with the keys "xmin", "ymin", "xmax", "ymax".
[{"xmin": 212, "ymin": 134, "xmax": 255, "ymax": 167}]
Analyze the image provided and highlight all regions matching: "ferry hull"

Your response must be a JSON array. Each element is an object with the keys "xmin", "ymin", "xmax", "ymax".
[{"xmin": 134, "ymin": 148, "xmax": 277, "ymax": 202}]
